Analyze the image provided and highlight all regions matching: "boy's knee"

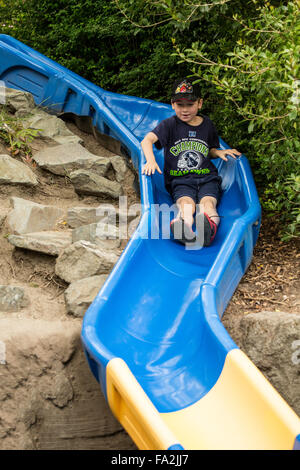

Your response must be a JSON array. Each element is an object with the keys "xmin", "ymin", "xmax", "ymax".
[
  {"xmin": 199, "ymin": 196, "xmax": 217, "ymax": 209},
  {"xmin": 177, "ymin": 196, "xmax": 195, "ymax": 205},
  {"xmin": 177, "ymin": 196, "xmax": 196, "ymax": 212}
]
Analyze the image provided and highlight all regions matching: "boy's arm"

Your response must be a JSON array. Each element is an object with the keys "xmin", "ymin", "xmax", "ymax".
[
  {"xmin": 209, "ymin": 148, "xmax": 241, "ymax": 161},
  {"xmin": 141, "ymin": 132, "xmax": 162, "ymax": 175}
]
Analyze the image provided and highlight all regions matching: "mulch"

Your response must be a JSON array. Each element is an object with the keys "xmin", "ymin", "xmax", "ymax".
[{"xmin": 227, "ymin": 213, "xmax": 300, "ymax": 315}]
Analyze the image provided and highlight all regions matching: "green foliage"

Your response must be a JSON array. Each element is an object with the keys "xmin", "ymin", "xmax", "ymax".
[
  {"xmin": 172, "ymin": 1, "xmax": 300, "ymax": 240},
  {"xmin": 264, "ymin": 174, "xmax": 300, "ymax": 241},
  {"xmin": 0, "ymin": 108, "xmax": 39, "ymax": 159},
  {"xmin": 0, "ymin": 0, "xmax": 187, "ymax": 100},
  {"xmin": 0, "ymin": 0, "xmax": 299, "ymax": 239}
]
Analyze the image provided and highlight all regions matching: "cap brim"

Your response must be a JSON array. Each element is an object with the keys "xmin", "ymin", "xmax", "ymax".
[{"xmin": 172, "ymin": 94, "xmax": 198, "ymax": 102}]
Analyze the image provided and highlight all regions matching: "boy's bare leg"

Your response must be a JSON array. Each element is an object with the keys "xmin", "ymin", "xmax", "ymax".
[
  {"xmin": 198, "ymin": 196, "xmax": 220, "ymax": 225},
  {"xmin": 170, "ymin": 196, "xmax": 196, "ymax": 243},
  {"xmin": 176, "ymin": 196, "xmax": 196, "ymax": 227}
]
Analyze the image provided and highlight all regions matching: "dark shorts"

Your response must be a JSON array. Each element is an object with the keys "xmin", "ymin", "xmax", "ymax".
[{"xmin": 170, "ymin": 176, "xmax": 222, "ymax": 204}]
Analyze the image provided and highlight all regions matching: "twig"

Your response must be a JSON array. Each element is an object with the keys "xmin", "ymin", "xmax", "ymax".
[
  {"xmin": 263, "ymin": 137, "xmax": 287, "ymax": 146},
  {"xmin": 7, "ymin": 260, "xmax": 16, "ymax": 278},
  {"xmin": 231, "ymin": 14, "xmax": 283, "ymax": 35},
  {"xmin": 114, "ymin": 0, "xmax": 170, "ymax": 28},
  {"xmin": 50, "ymin": 289, "xmax": 65, "ymax": 300},
  {"xmin": 114, "ymin": 0, "xmax": 231, "ymax": 28},
  {"xmin": 240, "ymin": 293, "xmax": 287, "ymax": 306}
]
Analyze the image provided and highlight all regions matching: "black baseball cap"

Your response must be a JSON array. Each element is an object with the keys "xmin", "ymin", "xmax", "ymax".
[{"xmin": 171, "ymin": 78, "xmax": 201, "ymax": 102}]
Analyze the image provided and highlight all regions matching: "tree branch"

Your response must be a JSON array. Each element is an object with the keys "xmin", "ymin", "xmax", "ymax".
[{"xmin": 114, "ymin": 0, "xmax": 170, "ymax": 28}]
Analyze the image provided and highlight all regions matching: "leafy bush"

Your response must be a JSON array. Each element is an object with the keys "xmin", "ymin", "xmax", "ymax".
[
  {"xmin": 0, "ymin": 0, "xmax": 299, "ymax": 239},
  {"xmin": 172, "ymin": 1, "xmax": 299, "ymax": 239},
  {"xmin": 264, "ymin": 174, "xmax": 300, "ymax": 241},
  {"xmin": 0, "ymin": 0, "xmax": 189, "ymax": 100}
]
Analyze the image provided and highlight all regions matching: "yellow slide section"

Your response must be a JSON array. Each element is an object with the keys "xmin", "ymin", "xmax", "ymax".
[
  {"xmin": 107, "ymin": 358, "xmax": 181, "ymax": 450},
  {"xmin": 107, "ymin": 351, "xmax": 300, "ymax": 450},
  {"xmin": 162, "ymin": 349, "xmax": 300, "ymax": 450}
]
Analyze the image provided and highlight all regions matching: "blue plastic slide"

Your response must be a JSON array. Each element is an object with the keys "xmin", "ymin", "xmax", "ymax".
[{"xmin": 0, "ymin": 35, "xmax": 299, "ymax": 450}]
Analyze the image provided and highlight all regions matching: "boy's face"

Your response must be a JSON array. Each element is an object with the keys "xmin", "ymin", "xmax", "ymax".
[{"xmin": 171, "ymin": 98, "xmax": 203, "ymax": 125}]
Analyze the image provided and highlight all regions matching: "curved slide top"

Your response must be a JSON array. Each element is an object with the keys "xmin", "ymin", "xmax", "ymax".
[{"xmin": 0, "ymin": 34, "xmax": 299, "ymax": 450}]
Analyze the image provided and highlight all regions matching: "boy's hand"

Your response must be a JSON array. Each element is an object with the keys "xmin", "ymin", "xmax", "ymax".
[
  {"xmin": 142, "ymin": 161, "xmax": 162, "ymax": 175},
  {"xmin": 212, "ymin": 148, "xmax": 241, "ymax": 161}
]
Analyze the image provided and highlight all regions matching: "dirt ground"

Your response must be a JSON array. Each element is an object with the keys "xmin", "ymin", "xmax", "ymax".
[{"xmin": 223, "ymin": 215, "xmax": 300, "ymax": 327}]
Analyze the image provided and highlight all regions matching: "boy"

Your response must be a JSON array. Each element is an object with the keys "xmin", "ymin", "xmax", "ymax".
[{"xmin": 141, "ymin": 78, "xmax": 241, "ymax": 246}]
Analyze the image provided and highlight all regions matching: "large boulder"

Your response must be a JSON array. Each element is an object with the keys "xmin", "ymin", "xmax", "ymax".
[
  {"xmin": 69, "ymin": 170, "xmax": 123, "ymax": 199},
  {"xmin": 33, "ymin": 143, "xmax": 111, "ymax": 177},
  {"xmin": 0, "ymin": 155, "xmax": 38, "ymax": 186},
  {"xmin": 7, "ymin": 231, "xmax": 72, "ymax": 256},
  {"xmin": 55, "ymin": 241, "xmax": 119, "ymax": 283},
  {"xmin": 0, "ymin": 318, "xmax": 135, "ymax": 450},
  {"xmin": 110, "ymin": 154, "xmax": 130, "ymax": 183},
  {"xmin": 225, "ymin": 310, "xmax": 300, "ymax": 416},
  {"xmin": 24, "ymin": 110, "xmax": 83, "ymax": 145},
  {"xmin": 0, "ymin": 87, "xmax": 35, "ymax": 117},
  {"xmin": 7, "ymin": 197, "xmax": 65, "ymax": 235},
  {"xmin": 64, "ymin": 274, "xmax": 108, "ymax": 317}
]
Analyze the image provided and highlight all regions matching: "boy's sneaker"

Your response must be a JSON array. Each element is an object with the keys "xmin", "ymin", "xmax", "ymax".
[
  {"xmin": 202, "ymin": 212, "xmax": 218, "ymax": 246},
  {"xmin": 170, "ymin": 217, "xmax": 196, "ymax": 245}
]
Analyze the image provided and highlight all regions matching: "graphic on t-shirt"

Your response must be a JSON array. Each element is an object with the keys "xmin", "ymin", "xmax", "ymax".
[
  {"xmin": 170, "ymin": 139, "xmax": 209, "ymax": 158},
  {"xmin": 177, "ymin": 150, "xmax": 203, "ymax": 171}
]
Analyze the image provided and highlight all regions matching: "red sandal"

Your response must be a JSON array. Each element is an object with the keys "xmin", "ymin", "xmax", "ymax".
[
  {"xmin": 202, "ymin": 212, "xmax": 218, "ymax": 246},
  {"xmin": 170, "ymin": 217, "xmax": 196, "ymax": 245}
]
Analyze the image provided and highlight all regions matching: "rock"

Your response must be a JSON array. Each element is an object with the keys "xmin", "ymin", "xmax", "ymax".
[
  {"xmin": 110, "ymin": 155, "xmax": 130, "ymax": 183},
  {"xmin": 55, "ymin": 241, "xmax": 119, "ymax": 283},
  {"xmin": 67, "ymin": 206, "xmax": 101, "ymax": 228},
  {"xmin": 67, "ymin": 203, "xmax": 136, "ymax": 229},
  {"xmin": 0, "ymin": 154, "xmax": 38, "ymax": 186},
  {"xmin": 64, "ymin": 274, "xmax": 108, "ymax": 317},
  {"xmin": 0, "ymin": 318, "xmax": 135, "ymax": 449},
  {"xmin": 226, "ymin": 311, "xmax": 300, "ymax": 416},
  {"xmin": 33, "ymin": 143, "xmax": 111, "ymax": 177},
  {"xmin": 7, "ymin": 231, "xmax": 72, "ymax": 256},
  {"xmin": 0, "ymin": 87, "xmax": 35, "ymax": 117},
  {"xmin": 7, "ymin": 197, "xmax": 65, "ymax": 234},
  {"xmin": 72, "ymin": 222, "xmax": 121, "ymax": 249},
  {"xmin": 69, "ymin": 170, "xmax": 123, "ymax": 199},
  {"xmin": 0, "ymin": 285, "xmax": 29, "ymax": 312},
  {"xmin": 41, "ymin": 372, "xmax": 74, "ymax": 408},
  {"xmin": 24, "ymin": 110, "xmax": 83, "ymax": 145},
  {"xmin": 128, "ymin": 214, "xmax": 141, "ymax": 238}
]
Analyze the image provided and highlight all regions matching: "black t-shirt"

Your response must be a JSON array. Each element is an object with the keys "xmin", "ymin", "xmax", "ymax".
[{"xmin": 152, "ymin": 115, "xmax": 220, "ymax": 193}]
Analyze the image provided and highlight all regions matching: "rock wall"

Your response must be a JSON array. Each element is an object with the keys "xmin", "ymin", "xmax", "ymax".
[
  {"xmin": 224, "ymin": 311, "xmax": 300, "ymax": 416},
  {"xmin": 0, "ymin": 318, "xmax": 136, "ymax": 450},
  {"xmin": 0, "ymin": 88, "xmax": 138, "ymax": 450}
]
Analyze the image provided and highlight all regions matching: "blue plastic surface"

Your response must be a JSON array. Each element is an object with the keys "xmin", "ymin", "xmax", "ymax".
[
  {"xmin": 294, "ymin": 434, "xmax": 300, "ymax": 450},
  {"xmin": 0, "ymin": 35, "xmax": 261, "ymax": 415}
]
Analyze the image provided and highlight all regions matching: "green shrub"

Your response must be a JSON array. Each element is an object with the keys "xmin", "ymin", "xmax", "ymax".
[
  {"xmin": 0, "ymin": 108, "xmax": 39, "ymax": 160},
  {"xmin": 0, "ymin": 0, "xmax": 298, "ymax": 239},
  {"xmin": 0, "ymin": 0, "xmax": 189, "ymax": 100},
  {"xmin": 172, "ymin": 1, "xmax": 300, "ymax": 240}
]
